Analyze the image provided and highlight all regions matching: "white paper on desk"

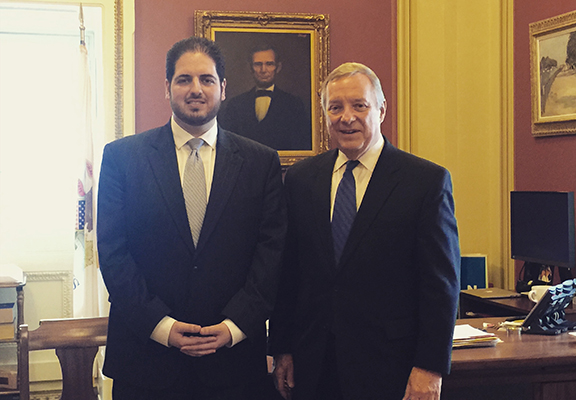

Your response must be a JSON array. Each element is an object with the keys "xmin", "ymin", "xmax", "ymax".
[{"xmin": 453, "ymin": 324, "xmax": 496, "ymax": 340}]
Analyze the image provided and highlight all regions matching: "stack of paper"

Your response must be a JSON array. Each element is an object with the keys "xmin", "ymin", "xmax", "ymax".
[{"xmin": 453, "ymin": 324, "xmax": 501, "ymax": 348}]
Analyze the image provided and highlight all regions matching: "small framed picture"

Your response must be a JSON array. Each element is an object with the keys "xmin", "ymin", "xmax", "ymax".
[{"xmin": 530, "ymin": 10, "xmax": 576, "ymax": 137}]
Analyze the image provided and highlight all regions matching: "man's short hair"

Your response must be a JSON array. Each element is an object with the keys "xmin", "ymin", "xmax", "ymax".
[
  {"xmin": 248, "ymin": 43, "xmax": 280, "ymax": 64},
  {"xmin": 166, "ymin": 36, "xmax": 225, "ymax": 82},
  {"xmin": 321, "ymin": 62, "xmax": 386, "ymax": 112}
]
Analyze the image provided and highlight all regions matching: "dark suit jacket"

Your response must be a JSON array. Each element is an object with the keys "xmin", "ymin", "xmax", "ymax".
[
  {"xmin": 269, "ymin": 138, "xmax": 460, "ymax": 400},
  {"xmin": 97, "ymin": 122, "xmax": 286, "ymax": 389},
  {"xmin": 218, "ymin": 87, "xmax": 312, "ymax": 151}
]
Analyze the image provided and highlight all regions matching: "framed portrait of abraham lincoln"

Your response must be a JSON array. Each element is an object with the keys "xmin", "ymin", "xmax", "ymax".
[
  {"xmin": 195, "ymin": 10, "xmax": 330, "ymax": 166},
  {"xmin": 530, "ymin": 10, "xmax": 576, "ymax": 137}
]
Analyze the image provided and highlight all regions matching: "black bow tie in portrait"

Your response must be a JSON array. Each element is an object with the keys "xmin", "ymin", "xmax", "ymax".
[{"xmin": 255, "ymin": 89, "xmax": 273, "ymax": 98}]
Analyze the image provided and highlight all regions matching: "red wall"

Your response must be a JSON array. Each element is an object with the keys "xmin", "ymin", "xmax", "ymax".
[
  {"xmin": 134, "ymin": 0, "xmax": 397, "ymax": 144},
  {"xmin": 514, "ymin": 1, "xmax": 576, "ymax": 192},
  {"xmin": 514, "ymin": 0, "xmax": 576, "ymax": 280}
]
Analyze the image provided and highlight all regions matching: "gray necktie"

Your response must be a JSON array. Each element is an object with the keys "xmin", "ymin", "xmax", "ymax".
[{"xmin": 183, "ymin": 138, "xmax": 206, "ymax": 246}]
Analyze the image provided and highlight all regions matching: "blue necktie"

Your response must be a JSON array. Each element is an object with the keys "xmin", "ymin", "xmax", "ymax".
[{"xmin": 332, "ymin": 160, "xmax": 360, "ymax": 263}]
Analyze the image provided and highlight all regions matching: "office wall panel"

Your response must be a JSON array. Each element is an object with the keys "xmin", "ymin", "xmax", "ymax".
[
  {"xmin": 134, "ymin": 0, "xmax": 397, "ymax": 143},
  {"xmin": 513, "ymin": 0, "xmax": 576, "ymax": 281},
  {"xmin": 398, "ymin": 0, "xmax": 514, "ymax": 288}
]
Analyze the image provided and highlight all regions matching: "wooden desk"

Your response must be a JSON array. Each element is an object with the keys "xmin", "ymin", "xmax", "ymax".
[
  {"xmin": 443, "ymin": 317, "xmax": 576, "ymax": 400},
  {"xmin": 459, "ymin": 291, "xmax": 576, "ymax": 318}
]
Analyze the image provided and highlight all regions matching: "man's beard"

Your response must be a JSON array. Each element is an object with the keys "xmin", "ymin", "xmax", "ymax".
[
  {"xmin": 254, "ymin": 76, "xmax": 275, "ymax": 89},
  {"xmin": 171, "ymin": 97, "xmax": 221, "ymax": 127}
]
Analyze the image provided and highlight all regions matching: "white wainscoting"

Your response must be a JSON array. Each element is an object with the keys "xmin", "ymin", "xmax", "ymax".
[{"xmin": 24, "ymin": 271, "xmax": 73, "ymax": 393}]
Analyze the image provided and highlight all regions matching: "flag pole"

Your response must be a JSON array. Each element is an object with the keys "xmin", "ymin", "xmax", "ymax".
[{"xmin": 79, "ymin": 3, "xmax": 86, "ymax": 46}]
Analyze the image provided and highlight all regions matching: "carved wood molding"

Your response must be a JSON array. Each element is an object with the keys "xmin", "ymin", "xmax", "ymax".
[{"xmin": 26, "ymin": 271, "xmax": 73, "ymax": 318}]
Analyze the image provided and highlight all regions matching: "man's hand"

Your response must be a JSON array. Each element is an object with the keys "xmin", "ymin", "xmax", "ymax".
[
  {"xmin": 273, "ymin": 354, "xmax": 295, "ymax": 400},
  {"xmin": 175, "ymin": 322, "xmax": 232, "ymax": 357},
  {"xmin": 168, "ymin": 321, "xmax": 218, "ymax": 357},
  {"xmin": 199, "ymin": 322, "xmax": 233, "ymax": 348},
  {"xmin": 402, "ymin": 367, "xmax": 442, "ymax": 400}
]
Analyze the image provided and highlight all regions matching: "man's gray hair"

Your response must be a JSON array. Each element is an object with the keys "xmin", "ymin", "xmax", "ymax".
[{"xmin": 321, "ymin": 62, "xmax": 386, "ymax": 112}]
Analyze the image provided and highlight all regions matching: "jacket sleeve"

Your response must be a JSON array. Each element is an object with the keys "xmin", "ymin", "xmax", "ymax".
[
  {"xmin": 268, "ymin": 166, "xmax": 300, "ymax": 355},
  {"xmin": 413, "ymin": 168, "xmax": 460, "ymax": 375},
  {"xmin": 220, "ymin": 148, "xmax": 287, "ymax": 338},
  {"xmin": 97, "ymin": 141, "xmax": 172, "ymax": 343}
]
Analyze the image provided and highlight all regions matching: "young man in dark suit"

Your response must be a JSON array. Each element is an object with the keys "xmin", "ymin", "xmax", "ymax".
[
  {"xmin": 270, "ymin": 62, "xmax": 460, "ymax": 400},
  {"xmin": 97, "ymin": 36, "xmax": 286, "ymax": 400}
]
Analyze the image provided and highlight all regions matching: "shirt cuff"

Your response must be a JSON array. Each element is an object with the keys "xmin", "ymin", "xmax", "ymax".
[
  {"xmin": 223, "ymin": 318, "xmax": 247, "ymax": 347},
  {"xmin": 150, "ymin": 316, "xmax": 177, "ymax": 347}
]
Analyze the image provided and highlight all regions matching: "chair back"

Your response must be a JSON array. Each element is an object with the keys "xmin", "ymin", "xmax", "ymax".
[{"xmin": 19, "ymin": 317, "xmax": 108, "ymax": 400}]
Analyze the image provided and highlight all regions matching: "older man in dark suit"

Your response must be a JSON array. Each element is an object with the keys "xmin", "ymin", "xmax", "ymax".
[
  {"xmin": 270, "ymin": 62, "xmax": 460, "ymax": 400},
  {"xmin": 97, "ymin": 36, "xmax": 286, "ymax": 400}
]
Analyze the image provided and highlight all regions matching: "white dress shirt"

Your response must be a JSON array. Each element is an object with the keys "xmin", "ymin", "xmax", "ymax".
[
  {"xmin": 150, "ymin": 117, "xmax": 247, "ymax": 348},
  {"xmin": 255, "ymin": 84, "xmax": 274, "ymax": 121}
]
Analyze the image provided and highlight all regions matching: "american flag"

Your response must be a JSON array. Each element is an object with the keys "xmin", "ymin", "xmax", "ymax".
[
  {"xmin": 76, "ymin": 199, "xmax": 86, "ymax": 230},
  {"xmin": 74, "ymin": 4, "xmax": 99, "ymax": 319}
]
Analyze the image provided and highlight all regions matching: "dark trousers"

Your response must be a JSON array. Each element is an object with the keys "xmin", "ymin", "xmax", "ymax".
[
  {"xmin": 312, "ymin": 334, "xmax": 411, "ymax": 400},
  {"xmin": 314, "ymin": 334, "xmax": 344, "ymax": 400},
  {"xmin": 112, "ymin": 374, "xmax": 276, "ymax": 400}
]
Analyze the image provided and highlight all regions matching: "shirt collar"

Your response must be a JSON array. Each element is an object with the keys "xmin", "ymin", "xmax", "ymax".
[
  {"xmin": 333, "ymin": 133, "xmax": 385, "ymax": 173},
  {"xmin": 256, "ymin": 84, "xmax": 275, "ymax": 92},
  {"xmin": 172, "ymin": 116, "xmax": 218, "ymax": 151}
]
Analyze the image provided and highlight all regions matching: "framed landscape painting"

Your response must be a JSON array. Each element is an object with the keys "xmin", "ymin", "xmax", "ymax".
[{"xmin": 530, "ymin": 10, "xmax": 576, "ymax": 137}]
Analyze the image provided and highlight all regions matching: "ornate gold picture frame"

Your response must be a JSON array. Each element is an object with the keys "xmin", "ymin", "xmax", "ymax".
[
  {"xmin": 530, "ymin": 10, "xmax": 576, "ymax": 137},
  {"xmin": 195, "ymin": 10, "xmax": 330, "ymax": 165}
]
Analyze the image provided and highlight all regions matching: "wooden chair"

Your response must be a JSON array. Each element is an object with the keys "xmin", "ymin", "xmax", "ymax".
[{"xmin": 19, "ymin": 317, "xmax": 108, "ymax": 400}]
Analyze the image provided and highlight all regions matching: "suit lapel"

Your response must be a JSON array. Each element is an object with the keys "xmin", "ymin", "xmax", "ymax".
[
  {"xmin": 338, "ymin": 140, "xmax": 401, "ymax": 267},
  {"xmin": 195, "ymin": 128, "xmax": 243, "ymax": 254},
  {"xmin": 247, "ymin": 89, "xmax": 259, "ymax": 123},
  {"xmin": 146, "ymin": 123, "xmax": 195, "ymax": 255},
  {"xmin": 262, "ymin": 88, "xmax": 278, "ymax": 122},
  {"xmin": 312, "ymin": 151, "xmax": 338, "ymax": 264}
]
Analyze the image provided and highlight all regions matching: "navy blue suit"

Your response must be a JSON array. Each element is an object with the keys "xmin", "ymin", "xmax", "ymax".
[
  {"xmin": 97, "ymin": 122, "xmax": 286, "ymax": 390},
  {"xmin": 218, "ymin": 87, "xmax": 311, "ymax": 151},
  {"xmin": 270, "ymin": 138, "xmax": 460, "ymax": 399}
]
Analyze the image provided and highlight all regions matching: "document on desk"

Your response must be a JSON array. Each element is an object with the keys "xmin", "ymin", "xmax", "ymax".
[{"xmin": 453, "ymin": 324, "xmax": 502, "ymax": 348}]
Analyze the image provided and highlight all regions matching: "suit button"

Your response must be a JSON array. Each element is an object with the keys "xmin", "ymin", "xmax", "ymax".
[{"xmin": 193, "ymin": 266, "xmax": 198, "ymax": 270}]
